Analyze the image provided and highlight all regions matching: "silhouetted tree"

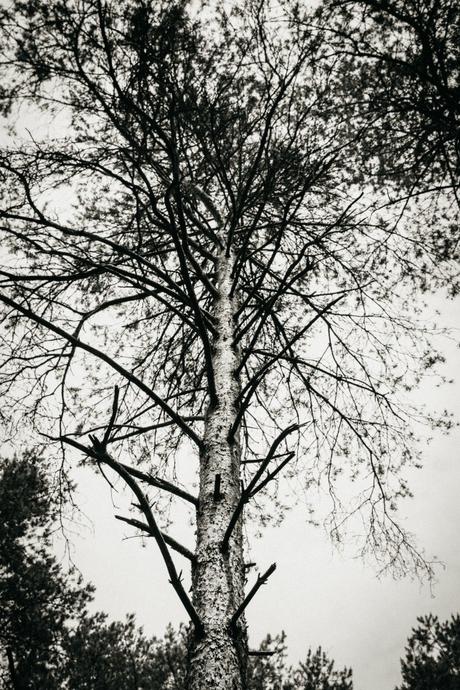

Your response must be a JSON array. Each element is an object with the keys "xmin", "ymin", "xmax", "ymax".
[
  {"xmin": 0, "ymin": 1, "xmax": 455, "ymax": 687},
  {"xmin": 249, "ymin": 634, "xmax": 353, "ymax": 690},
  {"xmin": 396, "ymin": 614, "xmax": 460, "ymax": 690},
  {"xmin": 0, "ymin": 453, "xmax": 190, "ymax": 690},
  {"xmin": 64, "ymin": 617, "xmax": 188, "ymax": 690},
  {"xmin": 0, "ymin": 455, "xmax": 92, "ymax": 689}
]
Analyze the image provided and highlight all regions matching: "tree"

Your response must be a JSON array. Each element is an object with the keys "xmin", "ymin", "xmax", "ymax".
[
  {"xmin": 0, "ymin": 454, "xmax": 92, "ymax": 689},
  {"xmin": 396, "ymin": 615, "xmax": 460, "ymax": 690},
  {"xmin": 249, "ymin": 634, "xmax": 353, "ymax": 690},
  {"xmin": 291, "ymin": 647, "xmax": 353, "ymax": 690},
  {"xmin": 64, "ymin": 617, "xmax": 189, "ymax": 690},
  {"xmin": 0, "ymin": 1, "xmax": 455, "ymax": 687}
]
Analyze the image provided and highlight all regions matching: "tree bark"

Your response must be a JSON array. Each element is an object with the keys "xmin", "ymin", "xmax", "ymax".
[{"xmin": 189, "ymin": 251, "xmax": 247, "ymax": 689}]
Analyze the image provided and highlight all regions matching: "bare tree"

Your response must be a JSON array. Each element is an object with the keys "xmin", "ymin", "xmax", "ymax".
[{"xmin": 0, "ymin": 1, "xmax": 454, "ymax": 687}]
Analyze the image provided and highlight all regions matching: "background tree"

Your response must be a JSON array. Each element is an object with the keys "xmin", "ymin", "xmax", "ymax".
[
  {"xmin": 249, "ymin": 635, "xmax": 353, "ymax": 690},
  {"xmin": 396, "ymin": 614, "xmax": 460, "ymax": 690},
  {"xmin": 0, "ymin": 452, "xmax": 188, "ymax": 690},
  {"xmin": 64, "ymin": 617, "xmax": 189, "ymax": 690},
  {"xmin": 291, "ymin": 647, "xmax": 353, "ymax": 690},
  {"xmin": 0, "ymin": 0, "xmax": 455, "ymax": 688},
  {"xmin": 0, "ymin": 454, "xmax": 92, "ymax": 689}
]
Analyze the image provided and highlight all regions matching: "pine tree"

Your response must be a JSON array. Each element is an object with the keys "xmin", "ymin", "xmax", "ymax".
[
  {"xmin": 0, "ymin": 455, "xmax": 92, "ymax": 689},
  {"xmin": 0, "ymin": 1, "xmax": 455, "ymax": 687},
  {"xmin": 396, "ymin": 615, "xmax": 460, "ymax": 690}
]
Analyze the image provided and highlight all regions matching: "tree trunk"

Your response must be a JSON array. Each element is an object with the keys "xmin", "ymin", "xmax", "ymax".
[{"xmin": 189, "ymin": 252, "xmax": 247, "ymax": 689}]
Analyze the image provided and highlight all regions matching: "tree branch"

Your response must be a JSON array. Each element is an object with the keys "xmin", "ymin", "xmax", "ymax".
[
  {"xmin": 89, "ymin": 436, "xmax": 204, "ymax": 636},
  {"xmin": 248, "ymin": 451, "xmax": 295, "ymax": 497},
  {"xmin": 118, "ymin": 462, "xmax": 199, "ymax": 507},
  {"xmin": 0, "ymin": 293, "xmax": 203, "ymax": 448},
  {"xmin": 229, "ymin": 563, "xmax": 277, "ymax": 630},
  {"xmin": 114, "ymin": 514, "xmax": 196, "ymax": 562},
  {"xmin": 221, "ymin": 425, "xmax": 298, "ymax": 553}
]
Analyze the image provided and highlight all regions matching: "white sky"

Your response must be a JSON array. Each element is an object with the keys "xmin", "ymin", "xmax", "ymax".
[{"xmin": 59, "ymin": 294, "xmax": 460, "ymax": 690}]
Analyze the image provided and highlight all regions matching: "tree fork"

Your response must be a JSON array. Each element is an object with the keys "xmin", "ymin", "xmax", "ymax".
[{"xmin": 189, "ymin": 251, "xmax": 248, "ymax": 690}]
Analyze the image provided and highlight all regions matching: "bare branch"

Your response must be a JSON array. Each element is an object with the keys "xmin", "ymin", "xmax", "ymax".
[
  {"xmin": 0, "ymin": 294, "xmax": 203, "ymax": 449},
  {"xmin": 89, "ymin": 436, "xmax": 204, "ymax": 636},
  {"xmin": 114, "ymin": 514, "xmax": 196, "ymax": 562},
  {"xmin": 229, "ymin": 563, "xmax": 277, "ymax": 631},
  {"xmin": 221, "ymin": 425, "xmax": 298, "ymax": 553},
  {"xmin": 118, "ymin": 462, "xmax": 199, "ymax": 507},
  {"xmin": 248, "ymin": 451, "xmax": 295, "ymax": 497}
]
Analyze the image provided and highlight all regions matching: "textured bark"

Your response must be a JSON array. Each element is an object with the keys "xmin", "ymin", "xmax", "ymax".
[{"xmin": 189, "ymin": 252, "xmax": 247, "ymax": 690}]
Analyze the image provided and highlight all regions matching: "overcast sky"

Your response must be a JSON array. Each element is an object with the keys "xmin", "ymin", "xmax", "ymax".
[{"xmin": 55, "ymin": 293, "xmax": 460, "ymax": 690}]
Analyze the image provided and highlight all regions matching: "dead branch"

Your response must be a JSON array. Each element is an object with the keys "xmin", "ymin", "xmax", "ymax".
[
  {"xmin": 229, "ymin": 563, "xmax": 277, "ymax": 631},
  {"xmin": 118, "ymin": 462, "xmax": 199, "ymax": 507},
  {"xmin": 114, "ymin": 514, "xmax": 196, "ymax": 562},
  {"xmin": 89, "ymin": 436, "xmax": 204, "ymax": 636}
]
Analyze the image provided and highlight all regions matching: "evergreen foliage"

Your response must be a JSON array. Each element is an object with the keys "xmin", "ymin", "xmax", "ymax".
[{"xmin": 396, "ymin": 615, "xmax": 460, "ymax": 690}]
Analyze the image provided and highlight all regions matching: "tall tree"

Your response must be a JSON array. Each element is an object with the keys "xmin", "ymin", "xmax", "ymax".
[{"xmin": 0, "ymin": 1, "xmax": 454, "ymax": 687}]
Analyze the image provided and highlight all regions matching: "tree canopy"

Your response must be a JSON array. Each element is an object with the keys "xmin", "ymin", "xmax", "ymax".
[{"xmin": 315, "ymin": 0, "xmax": 460, "ymax": 290}]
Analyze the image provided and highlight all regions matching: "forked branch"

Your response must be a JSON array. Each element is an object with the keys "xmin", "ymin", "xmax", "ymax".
[{"xmin": 248, "ymin": 452, "xmax": 295, "ymax": 497}]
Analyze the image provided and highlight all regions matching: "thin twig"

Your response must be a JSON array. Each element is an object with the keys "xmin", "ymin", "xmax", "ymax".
[{"xmin": 102, "ymin": 384, "xmax": 120, "ymax": 446}]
